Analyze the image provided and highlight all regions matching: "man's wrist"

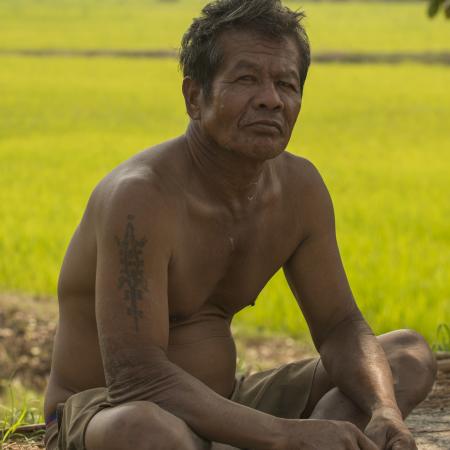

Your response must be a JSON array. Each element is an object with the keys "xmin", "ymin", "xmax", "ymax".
[
  {"xmin": 269, "ymin": 418, "xmax": 295, "ymax": 450},
  {"xmin": 370, "ymin": 403, "xmax": 402, "ymax": 420}
]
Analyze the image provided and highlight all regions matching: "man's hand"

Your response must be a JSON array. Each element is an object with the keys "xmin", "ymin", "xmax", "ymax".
[
  {"xmin": 278, "ymin": 419, "xmax": 379, "ymax": 450},
  {"xmin": 364, "ymin": 407, "xmax": 417, "ymax": 450}
]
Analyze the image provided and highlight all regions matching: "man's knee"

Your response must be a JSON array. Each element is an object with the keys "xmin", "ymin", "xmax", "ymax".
[
  {"xmin": 385, "ymin": 329, "xmax": 437, "ymax": 401},
  {"xmin": 388, "ymin": 329, "xmax": 437, "ymax": 376},
  {"xmin": 86, "ymin": 401, "xmax": 201, "ymax": 450},
  {"xmin": 113, "ymin": 401, "xmax": 182, "ymax": 450}
]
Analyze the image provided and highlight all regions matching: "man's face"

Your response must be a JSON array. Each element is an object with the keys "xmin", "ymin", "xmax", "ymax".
[{"xmin": 198, "ymin": 30, "xmax": 303, "ymax": 161}]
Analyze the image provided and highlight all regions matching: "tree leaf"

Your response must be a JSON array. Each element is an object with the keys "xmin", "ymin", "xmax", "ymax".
[
  {"xmin": 428, "ymin": 0, "xmax": 440, "ymax": 18},
  {"xmin": 445, "ymin": 0, "xmax": 450, "ymax": 18}
]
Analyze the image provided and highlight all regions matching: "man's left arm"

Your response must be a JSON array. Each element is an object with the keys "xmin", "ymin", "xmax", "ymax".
[{"xmin": 283, "ymin": 161, "xmax": 415, "ymax": 449}]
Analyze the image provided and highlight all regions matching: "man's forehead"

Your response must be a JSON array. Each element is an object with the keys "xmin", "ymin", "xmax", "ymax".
[
  {"xmin": 230, "ymin": 59, "xmax": 300, "ymax": 80},
  {"xmin": 217, "ymin": 29, "xmax": 300, "ymax": 71}
]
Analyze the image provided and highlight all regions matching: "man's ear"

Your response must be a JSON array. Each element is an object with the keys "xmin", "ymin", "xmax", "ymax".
[{"xmin": 182, "ymin": 77, "xmax": 203, "ymax": 120}]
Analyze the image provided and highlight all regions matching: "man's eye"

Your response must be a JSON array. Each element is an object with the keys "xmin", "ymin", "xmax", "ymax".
[
  {"xmin": 279, "ymin": 80, "xmax": 297, "ymax": 91},
  {"xmin": 237, "ymin": 75, "xmax": 256, "ymax": 83}
]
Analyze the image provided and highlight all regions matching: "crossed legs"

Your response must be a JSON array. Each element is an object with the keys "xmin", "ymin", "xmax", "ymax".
[{"xmin": 84, "ymin": 329, "xmax": 436, "ymax": 450}]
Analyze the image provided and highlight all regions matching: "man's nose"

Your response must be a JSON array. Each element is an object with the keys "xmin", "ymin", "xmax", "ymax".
[{"xmin": 254, "ymin": 82, "xmax": 283, "ymax": 110}]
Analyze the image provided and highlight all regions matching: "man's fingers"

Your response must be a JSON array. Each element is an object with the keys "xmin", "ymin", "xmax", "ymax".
[
  {"xmin": 344, "ymin": 422, "xmax": 379, "ymax": 450},
  {"xmin": 389, "ymin": 437, "xmax": 418, "ymax": 450},
  {"xmin": 365, "ymin": 431, "xmax": 385, "ymax": 449},
  {"xmin": 357, "ymin": 432, "xmax": 380, "ymax": 450},
  {"xmin": 391, "ymin": 444, "xmax": 415, "ymax": 450},
  {"xmin": 391, "ymin": 442, "xmax": 418, "ymax": 450},
  {"xmin": 359, "ymin": 428, "xmax": 382, "ymax": 450}
]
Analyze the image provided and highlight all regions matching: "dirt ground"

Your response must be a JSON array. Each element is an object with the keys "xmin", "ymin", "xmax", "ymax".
[
  {"xmin": 0, "ymin": 293, "xmax": 449, "ymax": 449},
  {"xmin": 405, "ymin": 367, "xmax": 450, "ymax": 450}
]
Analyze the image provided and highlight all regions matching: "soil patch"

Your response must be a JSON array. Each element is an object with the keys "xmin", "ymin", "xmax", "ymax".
[{"xmin": 0, "ymin": 294, "xmax": 56, "ymax": 392}]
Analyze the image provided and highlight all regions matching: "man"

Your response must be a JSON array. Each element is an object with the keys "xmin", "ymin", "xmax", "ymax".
[{"xmin": 44, "ymin": 1, "xmax": 436, "ymax": 449}]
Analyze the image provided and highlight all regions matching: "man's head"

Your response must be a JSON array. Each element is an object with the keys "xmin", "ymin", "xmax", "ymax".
[
  {"xmin": 180, "ymin": 0, "xmax": 310, "ymax": 161},
  {"xmin": 180, "ymin": 0, "xmax": 310, "ymax": 98}
]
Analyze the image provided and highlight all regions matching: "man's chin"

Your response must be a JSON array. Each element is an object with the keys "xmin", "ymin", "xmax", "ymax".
[
  {"xmin": 228, "ymin": 137, "xmax": 287, "ymax": 161},
  {"xmin": 248, "ymin": 141, "xmax": 287, "ymax": 161}
]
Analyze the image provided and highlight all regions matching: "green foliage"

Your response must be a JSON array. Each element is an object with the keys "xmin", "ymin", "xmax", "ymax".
[
  {"xmin": 0, "ymin": 1, "xmax": 450, "ymax": 52},
  {"xmin": 0, "ymin": 381, "xmax": 44, "ymax": 443},
  {"xmin": 0, "ymin": 0, "xmax": 449, "ymax": 344},
  {"xmin": 428, "ymin": 0, "xmax": 450, "ymax": 18},
  {"xmin": 432, "ymin": 324, "xmax": 450, "ymax": 351},
  {"xmin": 1, "ymin": 57, "xmax": 449, "ymax": 344},
  {"xmin": 1, "ymin": 407, "xmax": 27, "ymax": 444}
]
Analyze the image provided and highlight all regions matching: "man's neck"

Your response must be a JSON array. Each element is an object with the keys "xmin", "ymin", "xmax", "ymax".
[{"xmin": 184, "ymin": 123, "xmax": 269, "ymax": 216}]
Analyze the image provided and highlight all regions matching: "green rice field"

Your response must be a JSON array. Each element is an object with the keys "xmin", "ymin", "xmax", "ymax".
[
  {"xmin": 1, "ymin": 0, "xmax": 450, "ymax": 52},
  {"xmin": 1, "ymin": 0, "xmax": 449, "ymax": 344}
]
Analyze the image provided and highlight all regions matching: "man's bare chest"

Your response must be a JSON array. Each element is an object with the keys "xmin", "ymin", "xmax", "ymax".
[{"xmin": 166, "ymin": 211, "xmax": 300, "ymax": 321}]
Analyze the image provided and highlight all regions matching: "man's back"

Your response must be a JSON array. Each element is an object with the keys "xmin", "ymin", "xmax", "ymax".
[{"xmin": 44, "ymin": 135, "xmax": 317, "ymax": 419}]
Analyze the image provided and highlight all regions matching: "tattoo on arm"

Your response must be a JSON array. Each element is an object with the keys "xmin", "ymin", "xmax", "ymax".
[{"xmin": 115, "ymin": 215, "xmax": 148, "ymax": 332}]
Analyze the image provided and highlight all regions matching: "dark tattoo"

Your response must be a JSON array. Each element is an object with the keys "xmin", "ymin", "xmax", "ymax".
[{"xmin": 116, "ymin": 215, "xmax": 148, "ymax": 332}]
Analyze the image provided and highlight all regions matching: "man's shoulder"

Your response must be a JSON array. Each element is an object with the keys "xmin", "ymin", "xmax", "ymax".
[
  {"xmin": 277, "ymin": 151, "xmax": 334, "ymax": 230},
  {"xmin": 88, "ymin": 140, "xmax": 184, "ymax": 230},
  {"xmin": 278, "ymin": 151, "xmax": 326, "ymax": 192}
]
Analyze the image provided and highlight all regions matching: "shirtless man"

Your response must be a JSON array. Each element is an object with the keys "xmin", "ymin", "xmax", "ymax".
[{"xmin": 44, "ymin": 1, "xmax": 436, "ymax": 449}]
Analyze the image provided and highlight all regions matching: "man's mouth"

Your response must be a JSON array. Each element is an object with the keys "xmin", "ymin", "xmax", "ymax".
[{"xmin": 246, "ymin": 120, "xmax": 282, "ymax": 133}]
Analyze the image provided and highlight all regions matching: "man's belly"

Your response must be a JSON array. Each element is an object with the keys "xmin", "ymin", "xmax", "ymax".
[
  {"xmin": 168, "ymin": 314, "xmax": 237, "ymax": 398},
  {"xmin": 45, "ymin": 316, "xmax": 237, "ymax": 416},
  {"xmin": 168, "ymin": 334, "xmax": 237, "ymax": 398}
]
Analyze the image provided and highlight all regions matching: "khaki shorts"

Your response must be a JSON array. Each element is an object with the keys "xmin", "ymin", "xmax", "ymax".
[{"xmin": 45, "ymin": 358, "xmax": 319, "ymax": 450}]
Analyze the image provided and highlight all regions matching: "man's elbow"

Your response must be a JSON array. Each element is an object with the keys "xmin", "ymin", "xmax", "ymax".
[
  {"xmin": 316, "ymin": 308, "xmax": 371, "ymax": 354},
  {"xmin": 104, "ymin": 350, "xmax": 180, "ymax": 406}
]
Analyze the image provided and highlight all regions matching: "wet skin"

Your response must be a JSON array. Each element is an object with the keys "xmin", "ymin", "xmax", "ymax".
[{"xmin": 44, "ymin": 31, "xmax": 435, "ymax": 450}]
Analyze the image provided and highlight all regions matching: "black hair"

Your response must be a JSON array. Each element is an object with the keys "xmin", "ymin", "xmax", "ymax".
[{"xmin": 179, "ymin": 0, "xmax": 311, "ymax": 96}]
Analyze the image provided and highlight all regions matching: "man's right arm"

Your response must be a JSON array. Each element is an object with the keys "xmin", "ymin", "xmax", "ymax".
[{"xmin": 94, "ymin": 178, "xmax": 284, "ymax": 450}]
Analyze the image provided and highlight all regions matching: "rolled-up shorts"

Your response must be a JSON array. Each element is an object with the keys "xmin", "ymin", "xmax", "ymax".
[{"xmin": 45, "ymin": 357, "xmax": 320, "ymax": 450}]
